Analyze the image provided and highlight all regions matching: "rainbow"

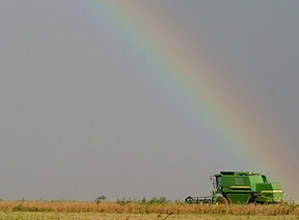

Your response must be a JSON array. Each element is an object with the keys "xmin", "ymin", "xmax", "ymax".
[{"xmin": 74, "ymin": 1, "xmax": 297, "ymax": 201}]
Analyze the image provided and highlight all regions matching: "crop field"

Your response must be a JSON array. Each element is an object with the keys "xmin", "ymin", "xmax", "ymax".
[
  {"xmin": 0, "ymin": 200, "xmax": 298, "ymax": 219},
  {"xmin": 0, "ymin": 212, "xmax": 298, "ymax": 220}
]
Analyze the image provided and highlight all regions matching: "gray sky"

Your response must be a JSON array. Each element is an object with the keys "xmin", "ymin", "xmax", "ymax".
[{"xmin": 1, "ymin": 0, "xmax": 298, "ymax": 201}]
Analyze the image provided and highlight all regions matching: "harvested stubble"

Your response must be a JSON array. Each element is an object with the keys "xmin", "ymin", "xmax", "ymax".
[{"xmin": 0, "ymin": 201, "xmax": 298, "ymax": 216}]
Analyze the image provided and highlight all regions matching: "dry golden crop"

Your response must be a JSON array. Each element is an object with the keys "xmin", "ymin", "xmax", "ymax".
[
  {"xmin": 0, "ymin": 200, "xmax": 298, "ymax": 216},
  {"xmin": 0, "ymin": 212, "xmax": 298, "ymax": 220}
]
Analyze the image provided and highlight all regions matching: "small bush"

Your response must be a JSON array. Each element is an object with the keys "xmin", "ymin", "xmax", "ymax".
[{"xmin": 95, "ymin": 196, "xmax": 107, "ymax": 204}]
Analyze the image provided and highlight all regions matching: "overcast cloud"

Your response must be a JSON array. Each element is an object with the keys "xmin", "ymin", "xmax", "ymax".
[{"xmin": 0, "ymin": 1, "xmax": 298, "ymax": 201}]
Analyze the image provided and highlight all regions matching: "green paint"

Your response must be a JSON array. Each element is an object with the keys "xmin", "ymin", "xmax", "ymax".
[{"xmin": 211, "ymin": 171, "xmax": 283, "ymax": 204}]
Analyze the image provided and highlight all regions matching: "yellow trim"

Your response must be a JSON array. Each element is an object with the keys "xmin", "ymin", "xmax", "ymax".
[
  {"xmin": 261, "ymin": 190, "xmax": 283, "ymax": 194},
  {"xmin": 230, "ymin": 186, "xmax": 251, "ymax": 189}
]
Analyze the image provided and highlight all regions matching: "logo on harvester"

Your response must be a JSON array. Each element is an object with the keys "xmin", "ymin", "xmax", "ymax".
[{"xmin": 276, "ymin": 193, "xmax": 280, "ymax": 199}]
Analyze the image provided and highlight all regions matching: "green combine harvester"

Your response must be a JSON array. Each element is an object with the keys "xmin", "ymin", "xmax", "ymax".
[{"xmin": 185, "ymin": 171, "xmax": 283, "ymax": 204}]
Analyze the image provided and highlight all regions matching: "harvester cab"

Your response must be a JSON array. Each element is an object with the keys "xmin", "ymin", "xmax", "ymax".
[{"xmin": 210, "ymin": 175, "xmax": 221, "ymax": 195}]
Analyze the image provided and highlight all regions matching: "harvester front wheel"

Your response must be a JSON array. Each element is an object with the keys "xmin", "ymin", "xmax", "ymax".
[
  {"xmin": 216, "ymin": 196, "xmax": 229, "ymax": 204},
  {"xmin": 185, "ymin": 196, "xmax": 194, "ymax": 204}
]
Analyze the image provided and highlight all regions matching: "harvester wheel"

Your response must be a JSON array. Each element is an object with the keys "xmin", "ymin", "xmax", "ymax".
[
  {"xmin": 185, "ymin": 196, "xmax": 194, "ymax": 204},
  {"xmin": 216, "ymin": 196, "xmax": 229, "ymax": 204}
]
